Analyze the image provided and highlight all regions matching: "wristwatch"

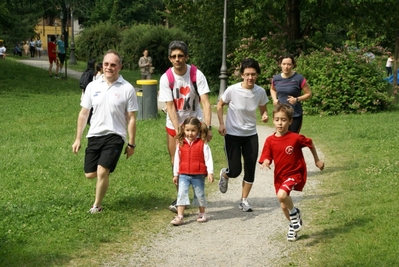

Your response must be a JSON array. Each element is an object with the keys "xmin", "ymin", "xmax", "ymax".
[
  {"xmin": 128, "ymin": 143, "xmax": 136, "ymax": 148},
  {"xmin": 208, "ymin": 126, "xmax": 212, "ymax": 131}
]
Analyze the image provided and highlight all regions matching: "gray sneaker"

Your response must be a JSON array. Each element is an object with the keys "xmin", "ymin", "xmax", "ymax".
[
  {"xmin": 218, "ymin": 168, "xmax": 228, "ymax": 193},
  {"xmin": 239, "ymin": 200, "xmax": 253, "ymax": 212}
]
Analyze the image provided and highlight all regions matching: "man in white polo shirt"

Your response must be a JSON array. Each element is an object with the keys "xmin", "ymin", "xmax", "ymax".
[{"xmin": 72, "ymin": 49, "xmax": 139, "ymax": 213}]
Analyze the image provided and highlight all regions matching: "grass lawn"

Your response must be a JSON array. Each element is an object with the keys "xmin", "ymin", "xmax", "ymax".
[{"xmin": 1, "ymin": 58, "xmax": 399, "ymax": 266}]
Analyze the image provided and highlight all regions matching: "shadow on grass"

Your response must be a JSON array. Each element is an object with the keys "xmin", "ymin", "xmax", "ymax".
[{"xmin": 299, "ymin": 217, "xmax": 369, "ymax": 245}]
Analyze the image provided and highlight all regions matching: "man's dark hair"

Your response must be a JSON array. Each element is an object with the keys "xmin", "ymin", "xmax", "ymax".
[
  {"xmin": 168, "ymin": 41, "xmax": 188, "ymax": 56},
  {"xmin": 240, "ymin": 58, "xmax": 261, "ymax": 74}
]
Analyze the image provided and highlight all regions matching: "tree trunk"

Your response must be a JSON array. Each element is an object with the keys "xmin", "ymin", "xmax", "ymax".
[{"xmin": 286, "ymin": 0, "xmax": 301, "ymax": 41}]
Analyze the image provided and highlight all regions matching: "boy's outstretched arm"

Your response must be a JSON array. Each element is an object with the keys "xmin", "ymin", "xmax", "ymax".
[{"xmin": 309, "ymin": 143, "xmax": 325, "ymax": 170}]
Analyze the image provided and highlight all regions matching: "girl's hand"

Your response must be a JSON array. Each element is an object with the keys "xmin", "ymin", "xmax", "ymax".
[
  {"xmin": 207, "ymin": 174, "xmax": 214, "ymax": 183},
  {"xmin": 218, "ymin": 125, "xmax": 226, "ymax": 136}
]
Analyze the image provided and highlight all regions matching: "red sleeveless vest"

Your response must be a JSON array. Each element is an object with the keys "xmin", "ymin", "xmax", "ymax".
[{"xmin": 179, "ymin": 138, "xmax": 207, "ymax": 175}]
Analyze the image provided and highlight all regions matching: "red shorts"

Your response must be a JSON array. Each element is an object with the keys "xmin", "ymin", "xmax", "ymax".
[
  {"xmin": 49, "ymin": 57, "xmax": 58, "ymax": 64},
  {"xmin": 275, "ymin": 174, "xmax": 304, "ymax": 195},
  {"xmin": 166, "ymin": 127, "xmax": 176, "ymax": 137}
]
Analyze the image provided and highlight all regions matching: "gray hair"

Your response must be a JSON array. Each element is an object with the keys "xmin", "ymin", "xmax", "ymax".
[{"xmin": 168, "ymin": 41, "xmax": 188, "ymax": 56}]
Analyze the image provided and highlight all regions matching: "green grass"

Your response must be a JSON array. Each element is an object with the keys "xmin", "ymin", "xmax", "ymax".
[
  {"xmin": 0, "ymin": 60, "xmax": 225, "ymax": 266},
  {"xmin": 2, "ymin": 58, "xmax": 399, "ymax": 266},
  {"xmin": 288, "ymin": 112, "xmax": 399, "ymax": 266}
]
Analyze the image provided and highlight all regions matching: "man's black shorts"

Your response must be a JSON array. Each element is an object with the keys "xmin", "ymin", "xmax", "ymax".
[{"xmin": 84, "ymin": 134, "xmax": 124, "ymax": 173}]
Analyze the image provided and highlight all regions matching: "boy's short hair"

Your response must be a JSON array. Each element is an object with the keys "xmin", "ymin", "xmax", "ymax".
[
  {"xmin": 240, "ymin": 58, "xmax": 261, "ymax": 74},
  {"xmin": 273, "ymin": 103, "xmax": 294, "ymax": 120},
  {"xmin": 168, "ymin": 41, "xmax": 188, "ymax": 56}
]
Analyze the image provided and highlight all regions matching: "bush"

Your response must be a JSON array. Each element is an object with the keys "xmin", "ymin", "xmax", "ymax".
[
  {"xmin": 119, "ymin": 25, "xmax": 191, "ymax": 73},
  {"xmin": 296, "ymin": 49, "xmax": 394, "ymax": 115},
  {"xmin": 75, "ymin": 22, "xmax": 122, "ymax": 62},
  {"xmin": 228, "ymin": 36, "xmax": 395, "ymax": 115}
]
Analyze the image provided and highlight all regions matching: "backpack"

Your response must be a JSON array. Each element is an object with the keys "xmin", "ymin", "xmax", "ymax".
[
  {"xmin": 166, "ymin": 64, "xmax": 199, "ymax": 101},
  {"xmin": 79, "ymin": 70, "xmax": 94, "ymax": 90}
]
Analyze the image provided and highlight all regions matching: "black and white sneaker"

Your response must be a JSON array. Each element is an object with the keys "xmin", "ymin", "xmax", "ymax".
[
  {"xmin": 168, "ymin": 199, "xmax": 178, "ymax": 213},
  {"xmin": 287, "ymin": 224, "xmax": 298, "ymax": 241},
  {"xmin": 289, "ymin": 208, "xmax": 303, "ymax": 232}
]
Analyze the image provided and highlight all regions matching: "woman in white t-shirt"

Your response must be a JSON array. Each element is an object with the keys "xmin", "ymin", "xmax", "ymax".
[{"xmin": 216, "ymin": 58, "xmax": 269, "ymax": 212}]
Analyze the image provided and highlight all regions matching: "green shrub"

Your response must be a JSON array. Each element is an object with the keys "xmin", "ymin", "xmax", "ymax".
[
  {"xmin": 119, "ymin": 25, "xmax": 191, "ymax": 73},
  {"xmin": 75, "ymin": 22, "xmax": 122, "ymax": 62},
  {"xmin": 296, "ymin": 49, "xmax": 394, "ymax": 115}
]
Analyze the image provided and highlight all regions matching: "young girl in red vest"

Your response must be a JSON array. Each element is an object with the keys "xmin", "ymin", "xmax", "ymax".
[{"xmin": 171, "ymin": 116, "xmax": 214, "ymax": 225}]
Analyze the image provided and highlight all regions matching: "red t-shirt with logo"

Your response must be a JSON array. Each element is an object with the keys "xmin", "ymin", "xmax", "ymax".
[{"xmin": 259, "ymin": 131, "xmax": 313, "ymax": 192}]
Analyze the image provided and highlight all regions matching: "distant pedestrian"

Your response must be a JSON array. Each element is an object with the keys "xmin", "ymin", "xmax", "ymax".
[
  {"xmin": 36, "ymin": 37, "xmax": 43, "ymax": 58},
  {"xmin": 29, "ymin": 38, "xmax": 36, "ymax": 57},
  {"xmin": 47, "ymin": 36, "xmax": 59, "ymax": 78},
  {"xmin": 217, "ymin": 58, "xmax": 269, "ymax": 212},
  {"xmin": 259, "ymin": 103, "xmax": 324, "ymax": 242},
  {"xmin": 138, "ymin": 49, "xmax": 153, "ymax": 79},
  {"xmin": 0, "ymin": 41, "xmax": 7, "ymax": 59},
  {"xmin": 23, "ymin": 41, "xmax": 29, "ymax": 57},
  {"xmin": 170, "ymin": 116, "xmax": 214, "ymax": 226},
  {"xmin": 386, "ymin": 55, "xmax": 394, "ymax": 77},
  {"xmin": 57, "ymin": 35, "xmax": 66, "ymax": 74}
]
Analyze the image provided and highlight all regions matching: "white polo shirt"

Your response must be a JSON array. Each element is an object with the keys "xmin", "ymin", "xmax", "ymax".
[{"xmin": 81, "ymin": 75, "xmax": 138, "ymax": 142}]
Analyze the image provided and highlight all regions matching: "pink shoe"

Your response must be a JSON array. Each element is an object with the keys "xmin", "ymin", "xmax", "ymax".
[
  {"xmin": 171, "ymin": 215, "xmax": 184, "ymax": 226},
  {"xmin": 197, "ymin": 213, "xmax": 207, "ymax": 222}
]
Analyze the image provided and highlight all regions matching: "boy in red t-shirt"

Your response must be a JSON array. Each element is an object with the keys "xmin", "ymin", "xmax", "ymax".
[
  {"xmin": 47, "ymin": 36, "xmax": 59, "ymax": 78},
  {"xmin": 259, "ymin": 103, "xmax": 324, "ymax": 241}
]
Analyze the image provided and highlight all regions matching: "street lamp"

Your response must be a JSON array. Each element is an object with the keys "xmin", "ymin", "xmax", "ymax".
[
  {"xmin": 69, "ymin": 6, "xmax": 77, "ymax": 65},
  {"xmin": 54, "ymin": 21, "xmax": 58, "ymax": 36},
  {"xmin": 218, "ymin": 0, "xmax": 228, "ymax": 100}
]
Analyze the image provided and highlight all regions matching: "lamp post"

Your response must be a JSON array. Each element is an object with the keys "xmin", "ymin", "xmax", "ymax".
[
  {"xmin": 69, "ymin": 6, "xmax": 77, "ymax": 65},
  {"xmin": 54, "ymin": 21, "xmax": 58, "ymax": 36},
  {"xmin": 218, "ymin": 0, "xmax": 228, "ymax": 100}
]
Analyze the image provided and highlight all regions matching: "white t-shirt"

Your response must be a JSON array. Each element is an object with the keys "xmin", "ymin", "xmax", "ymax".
[
  {"xmin": 386, "ymin": 57, "xmax": 394, "ymax": 67},
  {"xmin": 222, "ymin": 83, "xmax": 269, "ymax": 136},
  {"xmin": 0, "ymin": 46, "xmax": 6, "ymax": 55},
  {"xmin": 158, "ymin": 65, "xmax": 210, "ymax": 129},
  {"xmin": 81, "ymin": 75, "xmax": 139, "ymax": 142}
]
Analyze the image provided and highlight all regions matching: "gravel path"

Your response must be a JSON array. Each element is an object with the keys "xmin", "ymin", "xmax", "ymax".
[{"xmin": 105, "ymin": 111, "xmax": 324, "ymax": 267}]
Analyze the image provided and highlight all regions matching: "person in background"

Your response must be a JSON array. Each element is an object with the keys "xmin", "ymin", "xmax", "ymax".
[
  {"xmin": 57, "ymin": 35, "xmax": 66, "ymax": 74},
  {"xmin": 270, "ymin": 54, "xmax": 312, "ymax": 133},
  {"xmin": 217, "ymin": 57, "xmax": 269, "ymax": 212},
  {"xmin": 138, "ymin": 49, "xmax": 152, "ymax": 79},
  {"xmin": 0, "ymin": 41, "xmax": 7, "ymax": 59},
  {"xmin": 36, "ymin": 37, "xmax": 42, "ymax": 58},
  {"xmin": 23, "ymin": 41, "xmax": 29, "ymax": 57},
  {"xmin": 158, "ymin": 40, "xmax": 213, "ymax": 213},
  {"xmin": 386, "ymin": 55, "xmax": 394, "ymax": 77},
  {"xmin": 13, "ymin": 43, "xmax": 22, "ymax": 56},
  {"xmin": 259, "ymin": 103, "xmax": 324, "ymax": 241},
  {"xmin": 171, "ymin": 116, "xmax": 214, "ymax": 226},
  {"xmin": 95, "ymin": 62, "xmax": 103, "ymax": 80},
  {"xmin": 29, "ymin": 38, "xmax": 36, "ymax": 58},
  {"xmin": 47, "ymin": 36, "xmax": 59, "ymax": 78},
  {"xmin": 72, "ymin": 50, "xmax": 139, "ymax": 214}
]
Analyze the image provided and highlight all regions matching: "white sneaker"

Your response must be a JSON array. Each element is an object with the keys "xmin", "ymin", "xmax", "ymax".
[
  {"xmin": 88, "ymin": 205, "xmax": 103, "ymax": 214},
  {"xmin": 289, "ymin": 208, "xmax": 303, "ymax": 232},
  {"xmin": 239, "ymin": 200, "xmax": 253, "ymax": 212},
  {"xmin": 287, "ymin": 224, "xmax": 298, "ymax": 241}
]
